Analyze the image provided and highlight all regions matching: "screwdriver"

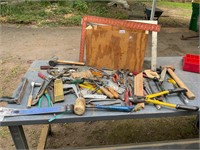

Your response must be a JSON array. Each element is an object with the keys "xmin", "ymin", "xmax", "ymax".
[
  {"xmin": 102, "ymin": 81, "xmax": 119, "ymax": 98},
  {"xmin": 94, "ymin": 81, "xmax": 114, "ymax": 99},
  {"xmin": 88, "ymin": 105, "xmax": 134, "ymax": 112}
]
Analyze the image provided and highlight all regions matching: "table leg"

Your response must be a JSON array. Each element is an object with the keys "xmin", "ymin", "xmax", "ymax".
[{"xmin": 8, "ymin": 125, "xmax": 29, "ymax": 150}]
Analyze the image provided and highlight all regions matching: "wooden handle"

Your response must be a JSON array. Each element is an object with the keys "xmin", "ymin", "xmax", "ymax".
[
  {"xmin": 100, "ymin": 86, "xmax": 114, "ymax": 99},
  {"xmin": 167, "ymin": 68, "xmax": 195, "ymax": 100},
  {"xmin": 134, "ymin": 73, "xmax": 145, "ymax": 108},
  {"xmin": 27, "ymin": 95, "xmax": 33, "ymax": 108},
  {"xmin": 107, "ymin": 87, "xmax": 119, "ymax": 98},
  {"xmin": 74, "ymin": 97, "xmax": 86, "ymax": 115},
  {"xmin": 57, "ymin": 60, "xmax": 85, "ymax": 66}
]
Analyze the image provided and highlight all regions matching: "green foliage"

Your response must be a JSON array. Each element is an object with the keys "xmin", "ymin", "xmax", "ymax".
[
  {"xmin": 72, "ymin": 0, "xmax": 88, "ymax": 13},
  {"xmin": 157, "ymin": 1, "xmax": 192, "ymax": 9},
  {"xmin": 0, "ymin": 1, "xmax": 128, "ymax": 26},
  {"xmin": 62, "ymin": 15, "xmax": 82, "ymax": 26}
]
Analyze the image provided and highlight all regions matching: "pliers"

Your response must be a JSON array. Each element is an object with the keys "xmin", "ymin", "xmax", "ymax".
[
  {"xmin": 38, "ymin": 89, "xmax": 52, "ymax": 108},
  {"xmin": 112, "ymin": 73, "xmax": 120, "ymax": 86}
]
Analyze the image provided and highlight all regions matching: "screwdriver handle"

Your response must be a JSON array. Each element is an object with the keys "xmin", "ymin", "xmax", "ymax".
[
  {"xmin": 70, "ymin": 79, "xmax": 84, "ymax": 84},
  {"xmin": 27, "ymin": 95, "xmax": 33, "ymax": 108},
  {"xmin": 176, "ymin": 104, "xmax": 199, "ymax": 111},
  {"xmin": 124, "ymin": 89, "xmax": 129, "ymax": 104},
  {"xmin": 107, "ymin": 87, "xmax": 119, "ymax": 98},
  {"xmin": 96, "ymin": 105, "xmax": 134, "ymax": 112},
  {"xmin": 38, "ymin": 72, "xmax": 48, "ymax": 80},
  {"xmin": 100, "ymin": 86, "xmax": 114, "ymax": 99},
  {"xmin": 40, "ymin": 66, "xmax": 53, "ymax": 70}
]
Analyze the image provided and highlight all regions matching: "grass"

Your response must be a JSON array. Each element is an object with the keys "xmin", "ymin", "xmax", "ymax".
[
  {"xmin": 0, "ymin": 0, "xmax": 193, "ymax": 27},
  {"xmin": 0, "ymin": 0, "xmax": 129, "ymax": 26},
  {"xmin": 157, "ymin": 1, "xmax": 192, "ymax": 10}
]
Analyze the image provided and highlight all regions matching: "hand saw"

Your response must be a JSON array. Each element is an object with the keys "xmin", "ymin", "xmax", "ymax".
[{"xmin": 0, "ymin": 105, "xmax": 74, "ymax": 121}]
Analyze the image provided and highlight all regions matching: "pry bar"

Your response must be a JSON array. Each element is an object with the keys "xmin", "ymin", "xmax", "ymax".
[{"xmin": 0, "ymin": 78, "xmax": 28, "ymax": 104}]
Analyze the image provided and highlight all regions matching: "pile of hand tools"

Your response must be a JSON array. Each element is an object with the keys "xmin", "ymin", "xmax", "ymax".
[{"xmin": 0, "ymin": 57, "xmax": 199, "ymax": 121}]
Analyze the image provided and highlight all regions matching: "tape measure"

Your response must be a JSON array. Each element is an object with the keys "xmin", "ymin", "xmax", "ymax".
[{"xmin": 79, "ymin": 15, "xmax": 161, "ymax": 62}]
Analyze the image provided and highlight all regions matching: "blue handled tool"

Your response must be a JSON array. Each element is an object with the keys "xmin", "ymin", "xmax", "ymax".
[{"xmin": 95, "ymin": 105, "xmax": 134, "ymax": 112}]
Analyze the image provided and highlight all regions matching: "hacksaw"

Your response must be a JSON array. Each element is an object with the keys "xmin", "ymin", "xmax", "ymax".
[
  {"xmin": 79, "ymin": 15, "xmax": 161, "ymax": 62},
  {"xmin": 0, "ymin": 105, "xmax": 73, "ymax": 121}
]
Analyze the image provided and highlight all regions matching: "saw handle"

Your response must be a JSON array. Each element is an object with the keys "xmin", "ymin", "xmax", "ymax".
[
  {"xmin": 176, "ymin": 104, "xmax": 199, "ymax": 111},
  {"xmin": 167, "ymin": 68, "xmax": 195, "ymax": 99}
]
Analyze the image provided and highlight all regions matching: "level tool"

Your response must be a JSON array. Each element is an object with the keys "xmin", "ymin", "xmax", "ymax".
[
  {"xmin": 0, "ymin": 105, "xmax": 74, "ymax": 121},
  {"xmin": 79, "ymin": 15, "xmax": 161, "ymax": 62}
]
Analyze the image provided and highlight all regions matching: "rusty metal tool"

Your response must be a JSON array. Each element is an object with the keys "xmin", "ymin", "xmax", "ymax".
[{"xmin": 0, "ymin": 78, "xmax": 28, "ymax": 104}]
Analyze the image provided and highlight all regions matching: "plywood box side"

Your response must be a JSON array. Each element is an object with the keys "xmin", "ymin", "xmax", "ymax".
[{"xmin": 86, "ymin": 25, "xmax": 148, "ymax": 72}]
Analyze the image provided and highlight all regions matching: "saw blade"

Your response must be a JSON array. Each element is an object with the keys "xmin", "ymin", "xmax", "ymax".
[{"xmin": 0, "ymin": 105, "xmax": 72, "ymax": 121}]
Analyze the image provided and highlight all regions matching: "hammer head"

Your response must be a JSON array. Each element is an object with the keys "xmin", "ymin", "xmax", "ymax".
[{"xmin": 49, "ymin": 57, "xmax": 58, "ymax": 67}]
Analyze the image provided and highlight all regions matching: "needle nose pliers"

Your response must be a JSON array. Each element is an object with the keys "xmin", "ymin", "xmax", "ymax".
[{"xmin": 38, "ymin": 89, "xmax": 52, "ymax": 108}]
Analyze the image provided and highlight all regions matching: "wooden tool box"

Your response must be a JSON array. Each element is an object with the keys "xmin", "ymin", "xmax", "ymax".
[{"xmin": 85, "ymin": 25, "xmax": 148, "ymax": 72}]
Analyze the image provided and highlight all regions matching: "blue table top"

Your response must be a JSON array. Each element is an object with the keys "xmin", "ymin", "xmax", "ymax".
[{"xmin": 0, "ymin": 57, "xmax": 199, "ymax": 126}]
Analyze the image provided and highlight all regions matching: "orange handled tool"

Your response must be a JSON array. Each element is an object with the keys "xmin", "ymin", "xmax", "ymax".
[
  {"xmin": 112, "ymin": 73, "xmax": 120, "ymax": 86},
  {"xmin": 107, "ymin": 87, "xmax": 119, "ymax": 99}
]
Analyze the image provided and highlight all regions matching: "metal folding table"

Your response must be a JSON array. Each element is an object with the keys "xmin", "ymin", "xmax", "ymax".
[{"xmin": 0, "ymin": 57, "xmax": 199, "ymax": 149}]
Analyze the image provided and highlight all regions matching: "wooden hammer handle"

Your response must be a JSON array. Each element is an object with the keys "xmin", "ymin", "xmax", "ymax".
[
  {"xmin": 57, "ymin": 60, "xmax": 85, "ymax": 66},
  {"xmin": 167, "ymin": 68, "xmax": 195, "ymax": 100},
  {"xmin": 27, "ymin": 95, "xmax": 33, "ymax": 108}
]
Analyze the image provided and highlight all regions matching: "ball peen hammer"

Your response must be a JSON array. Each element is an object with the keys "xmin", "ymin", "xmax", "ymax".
[
  {"xmin": 163, "ymin": 66, "xmax": 195, "ymax": 100},
  {"xmin": 49, "ymin": 57, "xmax": 85, "ymax": 67}
]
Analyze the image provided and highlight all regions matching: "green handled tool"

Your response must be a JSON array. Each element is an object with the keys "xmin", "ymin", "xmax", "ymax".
[{"xmin": 38, "ymin": 90, "xmax": 52, "ymax": 108}]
